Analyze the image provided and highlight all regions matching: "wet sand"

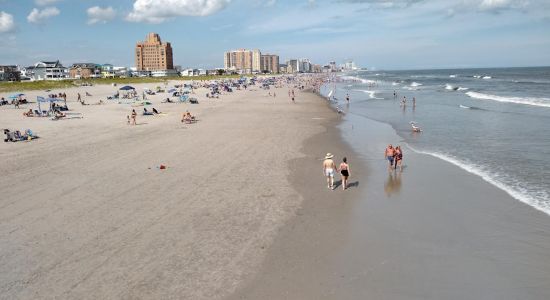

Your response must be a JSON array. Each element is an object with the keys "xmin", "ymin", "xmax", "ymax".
[
  {"xmin": 0, "ymin": 83, "xmax": 337, "ymax": 299},
  {"xmin": 229, "ymin": 110, "xmax": 550, "ymax": 299}
]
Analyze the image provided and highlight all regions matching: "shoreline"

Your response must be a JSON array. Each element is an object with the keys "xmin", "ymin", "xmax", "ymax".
[{"xmin": 228, "ymin": 92, "xmax": 550, "ymax": 299}]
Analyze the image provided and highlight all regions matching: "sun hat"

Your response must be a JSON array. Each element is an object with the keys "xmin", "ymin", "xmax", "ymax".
[{"xmin": 325, "ymin": 153, "xmax": 334, "ymax": 159}]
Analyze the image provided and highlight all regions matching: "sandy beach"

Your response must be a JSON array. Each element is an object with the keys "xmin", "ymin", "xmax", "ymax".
[
  {"xmin": 3, "ymin": 78, "xmax": 550, "ymax": 300},
  {"xmin": 0, "ymin": 81, "xmax": 338, "ymax": 299}
]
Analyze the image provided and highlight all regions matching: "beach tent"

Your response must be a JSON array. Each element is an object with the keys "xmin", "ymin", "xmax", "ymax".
[
  {"xmin": 119, "ymin": 85, "xmax": 135, "ymax": 91},
  {"xmin": 36, "ymin": 96, "xmax": 64, "ymax": 112}
]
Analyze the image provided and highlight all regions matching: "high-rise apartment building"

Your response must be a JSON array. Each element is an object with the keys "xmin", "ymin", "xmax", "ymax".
[
  {"xmin": 260, "ymin": 54, "xmax": 280, "ymax": 73},
  {"xmin": 224, "ymin": 49, "xmax": 261, "ymax": 73},
  {"xmin": 135, "ymin": 33, "xmax": 174, "ymax": 71}
]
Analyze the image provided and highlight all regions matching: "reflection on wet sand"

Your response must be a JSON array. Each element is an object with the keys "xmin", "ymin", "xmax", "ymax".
[{"xmin": 384, "ymin": 171, "xmax": 402, "ymax": 197}]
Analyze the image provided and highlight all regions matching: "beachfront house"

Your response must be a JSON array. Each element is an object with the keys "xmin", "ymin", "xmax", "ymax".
[
  {"xmin": 25, "ymin": 61, "xmax": 69, "ymax": 81},
  {"xmin": 151, "ymin": 69, "xmax": 179, "ymax": 77},
  {"xmin": 0, "ymin": 65, "xmax": 20, "ymax": 82},
  {"xmin": 69, "ymin": 63, "xmax": 101, "ymax": 79},
  {"xmin": 181, "ymin": 69, "xmax": 199, "ymax": 76},
  {"xmin": 100, "ymin": 64, "xmax": 115, "ymax": 78}
]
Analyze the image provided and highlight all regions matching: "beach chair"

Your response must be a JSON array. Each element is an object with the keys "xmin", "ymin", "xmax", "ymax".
[{"xmin": 179, "ymin": 95, "xmax": 189, "ymax": 103}]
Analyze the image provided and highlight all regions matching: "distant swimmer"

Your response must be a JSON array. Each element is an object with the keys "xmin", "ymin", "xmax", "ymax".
[
  {"xmin": 410, "ymin": 121, "xmax": 422, "ymax": 132},
  {"xmin": 413, "ymin": 97, "xmax": 416, "ymax": 107},
  {"xmin": 393, "ymin": 90, "xmax": 397, "ymax": 98},
  {"xmin": 346, "ymin": 94, "xmax": 350, "ymax": 102},
  {"xmin": 401, "ymin": 96, "xmax": 406, "ymax": 107}
]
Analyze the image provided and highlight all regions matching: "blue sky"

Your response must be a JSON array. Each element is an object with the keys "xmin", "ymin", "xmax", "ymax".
[{"xmin": 1, "ymin": 0, "xmax": 549, "ymax": 70}]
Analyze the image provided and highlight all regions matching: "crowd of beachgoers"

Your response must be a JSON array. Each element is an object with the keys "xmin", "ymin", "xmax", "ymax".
[{"xmin": 1, "ymin": 74, "xmax": 328, "ymax": 143}]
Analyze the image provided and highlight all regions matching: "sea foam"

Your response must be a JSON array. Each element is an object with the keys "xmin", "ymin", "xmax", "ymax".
[
  {"xmin": 406, "ymin": 146, "xmax": 550, "ymax": 216},
  {"xmin": 466, "ymin": 91, "xmax": 550, "ymax": 108}
]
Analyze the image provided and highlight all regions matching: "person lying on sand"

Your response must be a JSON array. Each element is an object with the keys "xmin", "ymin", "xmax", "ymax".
[
  {"xmin": 23, "ymin": 109, "xmax": 34, "ymax": 117},
  {"xmin": 53, "ymin": 111, "xmax": 66, "ymax": 120},
  {"xmin": 4, "ymin": 129, "xmax": 37, "ymax": 142},
  {"xmin": 143, "ymin": 108, "xmax": 153, "ymax": 116},
  {"xmin": 181, "ymin": 111, "xmax": 196, "ymax": 123}
]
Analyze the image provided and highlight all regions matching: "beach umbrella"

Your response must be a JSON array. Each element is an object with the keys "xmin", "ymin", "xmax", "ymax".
[
  {"xmin": 119, "ymin": 85, "xmax": 135, "ymax": 91},
  {"xmin": 9, "ymin": 93, "xmax": 24, "ymax": 99}
]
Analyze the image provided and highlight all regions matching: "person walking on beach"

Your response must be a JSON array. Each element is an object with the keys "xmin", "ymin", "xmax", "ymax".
[
  {"xmin": 323, "ymin": 153, "xmax": 337, "ymax": 190},
  {"xmin": 412, "ymin": 97, "xmax": 416, "ymax": 107},
  {"xmin": 384, "ymin": 144, "xmax": 395, "ymax": 171},
  {"xmin": 339, "ymin": 157, "xmax": 351, "ymax": 190},
  {"xmin": 394, "ymin": 146, "xmax": 403, "ymax": 171},
  {"xmin": 77, "ymin": 93, "xmax": 81, "ymax": 103},
  {"xmin": 131, "ymin": 109, "xmax": 137, "ymax": 125}
]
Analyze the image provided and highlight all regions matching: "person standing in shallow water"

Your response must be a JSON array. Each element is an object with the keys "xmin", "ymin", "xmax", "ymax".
[
  {"xmin": 323, "ymin": 153, "xmax": 336, "ymax": 190},
  {"xmin": 394, "ymin": 146, "xmax": 403, "ymax": 171},
  {"xmin": 339, "ymin": 157, "xmax": 351, "ymax": 190},
  {"xmin": 384, "ymin": 144, "xmax": 395, "ymax": 171}
]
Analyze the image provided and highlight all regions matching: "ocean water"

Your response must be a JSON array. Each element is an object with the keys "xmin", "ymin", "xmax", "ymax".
[{"xmin": 322, "ymin": 67, "xmax": 550, "ymax": 215}]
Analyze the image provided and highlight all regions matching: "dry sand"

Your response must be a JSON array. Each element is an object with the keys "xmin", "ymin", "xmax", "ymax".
[{"xmin": 0, "ymin": 82, "xmax": 337, "ymax": 299}]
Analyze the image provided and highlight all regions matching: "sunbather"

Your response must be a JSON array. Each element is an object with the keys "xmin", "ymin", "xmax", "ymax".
[
  {"xmin": 181, "ymin": 111, "xmax": 196, "ymax": 124},
  {"xmin": 153, "ymin": 108, "xmax": 160, "ymax": 114},
  {"xmin": 143, "ymin": 108, "xmax": 153, "ymax": 115},
  {"xmin": 54, "ymin": 111, "xmax": 66, "ymax": 120},
  {"xmin": 23, "ymin": 109, "xmax": 34, "ymax": 117}
]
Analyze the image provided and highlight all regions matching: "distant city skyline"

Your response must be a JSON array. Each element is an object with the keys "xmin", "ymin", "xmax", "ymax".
[{"xmin": 1, "ymin": 0, "xmax": 549, "ymax": 70}]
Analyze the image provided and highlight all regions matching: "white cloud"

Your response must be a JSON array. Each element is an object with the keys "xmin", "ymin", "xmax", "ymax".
[
  {"xmin": 478, "ymin": 0, "xmax": 527, "ymax": 12},
  {"xmin": 35, "ymin": 0, "xmax": 62, "ymax": 6},
  {"xmin": 445, "ymin": 0, "xmax": 531, "ymax": 16},
  {"xmin": 0, "ymin": 11, "xmax": 15, "ymax": 33},
  {"xmin": 27, "ymin": 7, "xmax": 60, "ymax": 24},
  {"xmin": 126, "ymin": 0, "xmax": 231, "ymax": 23},
  {"xmin": 87, "ymin": 6, "xmax": 116, "ymax": 25}
]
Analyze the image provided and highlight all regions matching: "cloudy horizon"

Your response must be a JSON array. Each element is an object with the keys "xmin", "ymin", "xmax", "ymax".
[{"xmin": 0, "ymin": 0, "xmax": 549, "ymax": 70}]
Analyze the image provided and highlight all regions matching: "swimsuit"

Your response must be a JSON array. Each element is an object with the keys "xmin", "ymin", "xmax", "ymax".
[
  {"xmin": 341, "ymin": 169, "xmax": 349, "ymax": 177},
  {"xmin": 325, "ymin": 168, "xmax": 335, "ymax": 177}
]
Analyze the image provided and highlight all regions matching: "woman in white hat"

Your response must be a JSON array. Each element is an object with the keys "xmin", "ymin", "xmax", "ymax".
[{"xmin": 323, "ymin": 153, "xmax": 337, "ymax": 189}]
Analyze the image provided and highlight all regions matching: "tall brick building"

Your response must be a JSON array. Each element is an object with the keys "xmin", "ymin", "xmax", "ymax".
[{"xmin": 135, "ymin": 33, "xmax": 174, "ymax": 71}]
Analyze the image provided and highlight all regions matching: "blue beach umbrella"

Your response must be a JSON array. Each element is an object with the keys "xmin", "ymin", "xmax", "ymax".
[
  {"xmin": 119, "ymin": 85, "xmax": 135, "ymax": 91},
  {"xmin": 9, "ymin": 93, "xmax": 24, "ymax": 99}
]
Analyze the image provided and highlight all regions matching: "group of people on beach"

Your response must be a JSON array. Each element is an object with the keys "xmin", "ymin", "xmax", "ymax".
[
  {"xmin": 322, "ymin": 153, "xmax": 351, "ymax": 190},
  {"xmin": 384, "ymin": 144, "xmax": 403, "ymax": 171}
]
